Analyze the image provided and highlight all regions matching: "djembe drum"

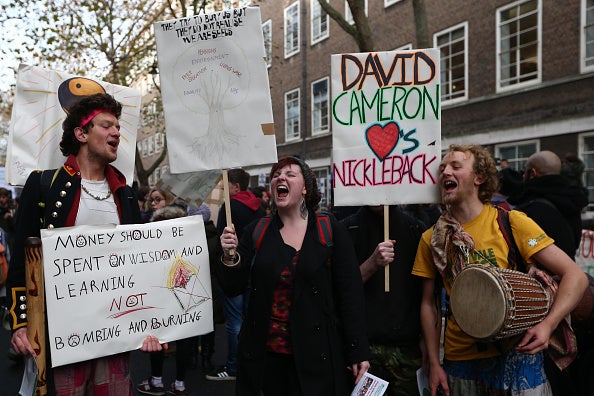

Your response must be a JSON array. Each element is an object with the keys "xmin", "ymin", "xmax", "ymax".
[{"xmin": 450, "ymin": 265, "xmax": 551, "ymax": 340}]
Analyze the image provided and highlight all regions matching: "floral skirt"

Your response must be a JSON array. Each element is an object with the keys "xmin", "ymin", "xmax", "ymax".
[{"xmin": 444, "ymin": 350, "xmax": 552, "ymax": 396}]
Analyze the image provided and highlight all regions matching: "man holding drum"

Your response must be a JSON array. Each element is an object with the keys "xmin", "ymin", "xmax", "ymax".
[{"xmin": 412, "ymin": 144, "xmax": 588, "ymax": 396}]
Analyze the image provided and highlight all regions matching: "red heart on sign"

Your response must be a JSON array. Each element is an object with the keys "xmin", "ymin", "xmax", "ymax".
[{"xmin": 365, "ymin": 121, "xmax": 400, "ymax": 161}]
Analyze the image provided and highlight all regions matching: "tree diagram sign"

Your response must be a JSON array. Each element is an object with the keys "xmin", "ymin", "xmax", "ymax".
[
  {"xmin": 7, "ymin": 64, "xmax": 140, "ymax": 187},
  {"xmin": 331, "ymin": 50, "xmax": 442, "ymax": 206},
  {"xmin": 41, "ymin": 216, "xmax": 213, "ymax": 367},
  {"xmin": 154, "ymin": 6, "xmax": 277, "ymax": 172}
]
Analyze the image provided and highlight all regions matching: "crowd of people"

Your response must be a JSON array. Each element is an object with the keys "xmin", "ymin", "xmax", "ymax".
[{"xmin": 1, "ymin": 93, "xmax": 593, "ymax": 396}]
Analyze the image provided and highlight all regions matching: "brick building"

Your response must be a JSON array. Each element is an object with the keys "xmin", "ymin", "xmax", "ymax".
[{"xmin": 249, "ymin": 0, "xmax": 594, "ymax": 211}]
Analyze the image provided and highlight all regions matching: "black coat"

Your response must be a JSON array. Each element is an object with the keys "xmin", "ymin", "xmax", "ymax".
[
  {"xmin": 341, "ymin": 206, "xmax": 424, "ymax": 345},
  {"xmin": 7, "ymin": 158, "xmax": 140, "ymax": 329},
  {"xmin": 511, "ymin": 174, "xmax": 587, "ymax": 259},
  {"xmin": 217, "ymin": 211, "xmax": 370, "ymax": 396}
]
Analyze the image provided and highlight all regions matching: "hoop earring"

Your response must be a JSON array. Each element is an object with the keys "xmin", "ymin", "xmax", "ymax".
[
  {"xmin": 300, "ymin": 198, "xmax": 308, "ymax": 219},
  {"xmin": 270, "ymin": 200, "xmax": 277, "ymax": 215}
]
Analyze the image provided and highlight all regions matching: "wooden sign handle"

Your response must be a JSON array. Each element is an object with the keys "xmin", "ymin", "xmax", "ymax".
[
  {"xmin": 222, "ymin": 169, "xmax": 235, "ymax": 256},
  {"xmin": 25, "ymin": 236, "xmax": 47, "ymax": 396},
  {"xmin": 384, "ymin": 205, "xmax": 390, "ymax": 293}
]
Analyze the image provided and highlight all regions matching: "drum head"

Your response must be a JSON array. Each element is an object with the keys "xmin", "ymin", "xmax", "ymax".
[{"xmin": 450, "ymin": 266, "xmax": 507, "ymax": 339}]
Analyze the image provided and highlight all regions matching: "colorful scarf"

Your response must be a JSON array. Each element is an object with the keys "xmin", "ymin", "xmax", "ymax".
[{"xmin": 430, "ymin": 210, "xmax": 475, "ymax": 280}]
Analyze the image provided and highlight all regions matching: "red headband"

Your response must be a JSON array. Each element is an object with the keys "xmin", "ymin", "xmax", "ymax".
[{"xmin": 79, "ymin": 109, "xmax": 113, "ymax": 128}]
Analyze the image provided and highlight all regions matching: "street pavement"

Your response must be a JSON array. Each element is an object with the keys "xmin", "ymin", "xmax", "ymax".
[{"xmin": 1, "ymin": 324, "xmax": 235, "ymax": 396}]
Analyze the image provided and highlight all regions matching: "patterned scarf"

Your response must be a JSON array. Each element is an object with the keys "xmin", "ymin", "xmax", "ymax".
[{"xmin": 430, "ymin": 210, "xmax": 475, "ymax": 280}]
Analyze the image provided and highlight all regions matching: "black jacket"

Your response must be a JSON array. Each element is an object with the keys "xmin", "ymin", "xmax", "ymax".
[
  {"xmin": 217, "ymin": 211, "xmax": 370, "ymax": 396},
  {"xmin": 341, "ymin": 206, "xmax": 424, "ymax": 345},
  {"xmin": 7, "ymin": 157, "xmax": 140, "ymax": 329},
  {"xmin": 510, "ymin": 174, "xmax": 587, "ymax": 259}
]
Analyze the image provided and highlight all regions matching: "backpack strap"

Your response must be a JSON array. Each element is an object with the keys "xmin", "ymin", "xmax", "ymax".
[
  {"xmin": 252, "ymin": 215, "xmax": 272, "ymax": 251},
  {"xmin": 494, "ymin": 205, "xmax": 526, "ymax": 272},
  {"xmin": 251, "ymin": 213, "xmax": 334, "ymax": 252},
  {"xmin": 316, "ymin": 214, "xmax": 333, "ymax": 247}
]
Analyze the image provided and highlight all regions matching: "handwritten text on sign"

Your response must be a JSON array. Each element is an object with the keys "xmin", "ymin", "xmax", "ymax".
[
  {"xmin": 41, "ymin": 217, "xmax": 213, "ymax": 367},
  {"xmin": 331, "ymin": 50, "xmax": 441, "ymax": 206}
]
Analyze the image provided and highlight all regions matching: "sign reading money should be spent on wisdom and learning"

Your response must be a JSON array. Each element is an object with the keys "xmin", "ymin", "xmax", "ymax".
[
  {"xmin": 331, "ymin": 49, "xmax": 442, "ymax": 206},
  {"xmin": 40, "ymin": 216, "xmax": 213, "ymax": 367},
  {"xmin": 7, "ymin": 64, "xmax": 141, "ymax": 187},
  {"xmin": 154, "ymin": 6, "xmax": 277, "ymax": 173}
]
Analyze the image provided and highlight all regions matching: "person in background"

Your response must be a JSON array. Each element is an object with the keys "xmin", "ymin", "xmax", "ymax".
[
  {"xmin": 341, "ymin": 205, "xmax": 426, "ymax": 396},
  {"xmin": 207, "ymin": 168, "xmax": 265, "ymax": 381},
  {"xmin": 413, "ymin": 144, "xmax": 588, "ymax": 396},
  {"xmin": 218, "ymin": 156, "xmax": 370, "ymax": 395},
  {"xmin": 6, "ymin": 93, "xmax": 164, "ymax": 395},
  {"xmin": 0, "ymin": 187, "xmax": 15, "ymax": 253},
  {"xmin": 137, "ymin": 204, "xmax": 194, "ymax": 396},
  {"xmin": 250, "ymin": 186, "xmax": 271, "ymax": 215},
  {"xmin": 511, "ymin": 150, "xmax": 591, "ymax": 396}
]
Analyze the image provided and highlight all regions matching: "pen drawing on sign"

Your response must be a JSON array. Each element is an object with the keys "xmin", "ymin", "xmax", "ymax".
[{"xmin": 167, "ymin": 254, "xmax": 210, "ymax": 312}]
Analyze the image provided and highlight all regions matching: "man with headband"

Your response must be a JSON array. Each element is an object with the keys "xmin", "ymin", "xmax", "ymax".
[{"xmin": 7, "ymin": 93, "xmax": 163, "ymax": 395}]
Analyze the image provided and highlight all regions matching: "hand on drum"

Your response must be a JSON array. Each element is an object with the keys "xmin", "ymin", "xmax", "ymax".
[
  {"xmin": 371, "ymin": 240, "xmax": 395, "ymax": 269},
  {"xmin": 515, "ymin": 320, "xmax": 553, "ymax": 354}
]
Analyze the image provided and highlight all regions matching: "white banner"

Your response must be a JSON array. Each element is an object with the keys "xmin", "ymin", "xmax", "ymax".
[
  {"xmin": 7, "ymin": 64, "xmax": 140, "ymax": 186},
  {"xmin": 41, "ymin": 216, "xmax": 213, "ymax": 367},
  {"xmin": 331, "ymin": 50, "xmax": 441, "ymax": 206},
  {"xmin": 154, "ymin": 6, "xmax": 277, "ymax": 173},
  {"xmin": 574, "ymin": 229, "xmax": 594, "ymax": 276}
]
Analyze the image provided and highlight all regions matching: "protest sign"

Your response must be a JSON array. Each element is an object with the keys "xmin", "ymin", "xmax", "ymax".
[
  {"xmin": 154, "ymin": 6, "xmax": 277, "ymax": 173},
  {"xmin": 7, "ymin": 64, "xmax": 140, "ymax": 186},
  {"xmin": 40, "ymin": 216, "xmax": 213, "ymax": 367},
  {"xmin": 331, "ymin": 50, "xmax": 441, "ymax": 206},
  {"xmin": 158, "ymin": 168, "xmax": 222, "ymax": 206},
  {"xmin": 575, "ymin": 229, "xmax": 594, "ymax": 276}
]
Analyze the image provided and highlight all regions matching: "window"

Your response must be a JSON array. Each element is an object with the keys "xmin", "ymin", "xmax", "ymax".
[
  {"xmin": 262, "ymin": 20, "xmax": 272, "ymax": 68},
  {"xmin": 161, "ymin": 165, "xmax": 169, "ymax": 179},
  {"xmin": 582, "ymin": 0, "xmax": 594, "ymax": 72},
  {"xmin": 580, "ymin": 133, "xmax": 594, "ymax": 211},
  {"xmin": 148, "ymin": 135, "xmax": 154, "ymax": 156},
  {"xmin": 497, "ymin": 0, "xmax": 541, "ymax": 91},
  {"xmin": 385, "ymin": 0, "xmax": 403, "ymax": 6},
  {"xmin": 285, "ymin": 89, "xmax": 300, "ymax": 141},
  {"xmin": 435, "ymin": 22, "xmax": 468, "ymax": 103},
  {"xmin": 495, "ymin": 140, "xmax": 539, "ymax": 172},
  {"xmin": 311, "ymin": 77, "xmax": 329, "ymax": 135},
  {"xmin": 311, "ymin": 0, "xmax": 329, "ymax": 44},
  {"xmin": 345, "ymin": 0, "xmax": 368, "ymax": 24},
  {"xmin": 155, "ymin": 132, "xmax": 163, "ymax": 154},
  {"xmin": 142, "ymin": 139, "xmax": 148, "ymax": 157},
  {"xmin": 284, "ymin": 2, "xmax": 300, "ymax": 58},
  {"xmin": 314, "ymin": 167, "xmax": 329, "ymax": 210}
]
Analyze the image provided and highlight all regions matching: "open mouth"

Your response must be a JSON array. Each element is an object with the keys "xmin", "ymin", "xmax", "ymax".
[
  {"xmin": 443, "ymin": 180, "xmax": 457, "ymax": 192},
  {"xmin": 276, "ymin": 185, "xmax": 289, "ymax": 199},
  {"xmin": 107, "ymin": 140, "xmax": 119, "ymax": 149}
]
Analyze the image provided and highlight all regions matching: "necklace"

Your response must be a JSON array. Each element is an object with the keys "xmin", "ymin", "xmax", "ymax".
[{"xmin": 81, "ymin": 183, "xmax": 112, "ymax": 201}]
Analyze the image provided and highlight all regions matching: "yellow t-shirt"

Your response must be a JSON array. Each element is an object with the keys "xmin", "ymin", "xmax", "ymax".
[{"xmin": 412, "ymin": 204, "xmax": 554, "ymax": 361}]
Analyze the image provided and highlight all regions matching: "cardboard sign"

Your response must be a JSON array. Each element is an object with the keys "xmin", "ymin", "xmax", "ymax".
[
  {"xmin": 154, "ymin": 6, "xmax": 277, "ymax": 172},
  {"xmin": 575, "ymin": 229, "xmax": 594, "ymax": 276},
  {"xmin": 41, "ymin": 216, "xmax": 213, "ymax": 367},
  {"xmin": 7, "ymin": 64, "xmax": 140, "ymax": 186},
  {"xmin": 331, "ymin": 50, "xmax": 441, "ymax": 206}
]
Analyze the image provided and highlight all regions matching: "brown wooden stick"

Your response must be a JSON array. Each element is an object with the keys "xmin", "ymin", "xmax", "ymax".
[
  {"xmin": 384, "ymin": 205, "xmax": 390, "ymax": 293},
  {"xmin": 222, "ymin": 169, "xmax": 235, "ymax": 256},
  {"xmin": 25, "ymin": 236, "xmax": 47, "ymax": 396}
]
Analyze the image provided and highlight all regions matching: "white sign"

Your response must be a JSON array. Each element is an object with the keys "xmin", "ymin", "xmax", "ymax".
[
  {"xmin": 154, "ymin": 6, "xmax": 277, "ymax": 173},
  {"xmin": 575, "ymin": 229, "xmax": 594, "ymax": 277},
  {"xmin": 41, "ymin": 216, "xmax": 213, "ymax": 367},
  {"xmin": 7, "ymin": 64, "xmax": 140, "ymax": 186},
  {"xmin": 331, "ymin": 50, "xmax": 441, "ymax": 206},
  {"xmin": 158, "ymin": 169, "xmax": 221, "ymax": 206}
]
